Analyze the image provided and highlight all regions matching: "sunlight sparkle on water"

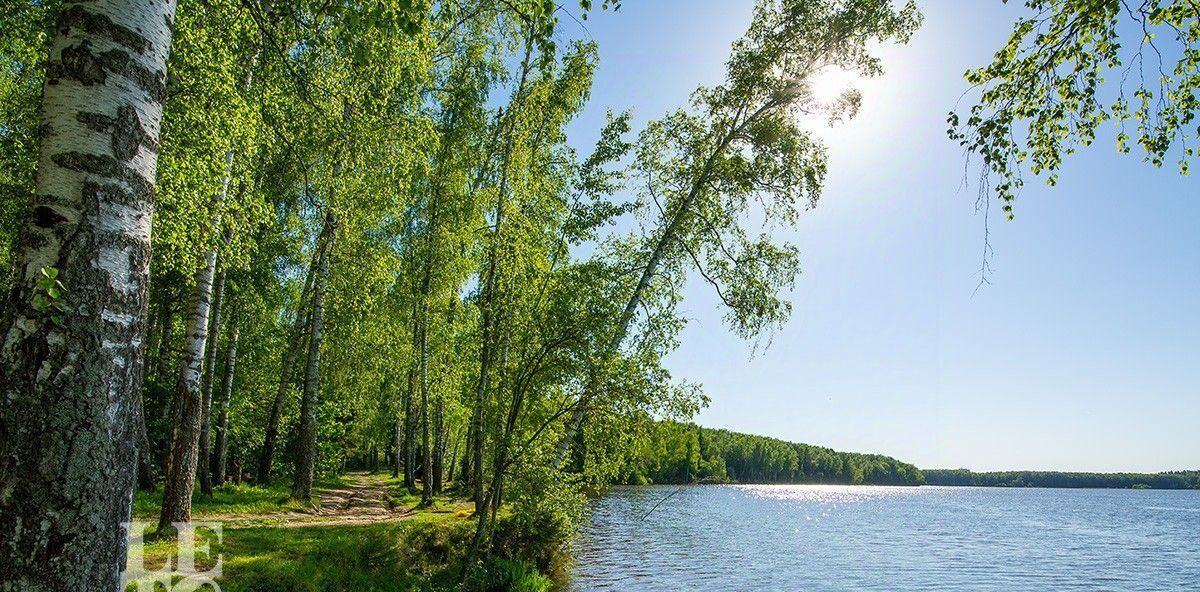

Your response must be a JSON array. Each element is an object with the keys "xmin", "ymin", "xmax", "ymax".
[{"xmin": 736, "ymin": 483, "xmax": 925, "ymax": 504}]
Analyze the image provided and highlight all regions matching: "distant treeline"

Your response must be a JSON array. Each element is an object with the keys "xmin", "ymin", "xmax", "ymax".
[
  {"xmin": 619, "ymin": 422, "xmax": 924, "ymax": 486},
  {"xmin": 923, "ymin": 469, "xmax": 1200, "ymax": 489}
]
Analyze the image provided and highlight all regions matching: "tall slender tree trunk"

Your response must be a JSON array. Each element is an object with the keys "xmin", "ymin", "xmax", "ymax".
[
  {"xmin": 256, "ymin": 252, "xmax": 315, "ymax": 485},
  {"xmin": 391, "ymin": 415, "xmax": 402, "ymax": 479},
  {"xmin": 150, "ymin": 287, "xmax": 175, "ymax": 466},
  {"xmin": 154, "ymin": 291, "xmax": 175, "ymax": 390},
  {"xmin": 256, "ymin": 326, "xmax": 299, "ymax": 484},
  {"xmin": 197, "ymin": 268, "xmax": 225, "ymax": 497},
  {"xmin": 158, "ymin": 250, "xmax": 219, "ymax": 529},
  {"xmin": 420, "ymin": 323, "xmax": 433, "ymax": 505},
  {"xmin": 470, "ymin": 152, "xmax": 510, "ymax": 513},
  {"xmin": 461, "ymin": 421, "xmax": 475, "ymax": 490},
  {"xmin": 550, "ymin": 217, "xmax": 687, "ymax": 466},
  {"xmin": 159, "ymin": 166, "xmax": 241, "ymax": 526},
  {"xmin": 212, "ymin": 327, "xmax": 238, "ymax": 486},
  {"xmin": 446, "ymin": 425, "xmax": 460, "ymax": 490},
  {"xmin": 159, "ymin": 44, "xmax": 258, "ymax": 505},
  {"xmin": 0, "ymin": 1, "xmax": 177, "ymax": 588},
  {"xmin": 403, "ymin": 365, "xmax": 417, "ymax": 490},
  {"xmin": 469, "ymin": 33, "xmax": 534, "ymax": 518},
  {"xmin": 552, "ymin": 113, "xmax": 745, "ymax": 468},
  {"xmin": 155, "ymin": 307, "xmax": 175, "ymax": 381},
  {"xmin": 434, "ymin": 296, "xmax": 457, "ymax": 493},
  {"xmin": 432, "ymin": 388, "xmax": 445, "ymax": 494},
  {"xmin": 415, "ymin": 200, "xmax": 440, "ymax": 505},
  {"xmin": 292, "ymin": 213, "xmax": 335, "ymax": 502},
  {"xmin": 153, "ymin": 296, "xmax": 175, "ymax": 473},
  {"xmin": 472, "ymin": 265, "xmax": 496, "ymax": 513},
  {"xmin": 136, "ymin": 289, "xmax": 161, "ymax": 492}
]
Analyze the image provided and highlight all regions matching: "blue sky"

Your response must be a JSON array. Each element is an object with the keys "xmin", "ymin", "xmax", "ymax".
[{"xmin": 560, "ymin": 0, "xmax": 1200, "ymax": 473}]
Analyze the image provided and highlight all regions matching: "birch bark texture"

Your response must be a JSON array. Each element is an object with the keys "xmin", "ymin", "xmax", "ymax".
[
  {"xmin": 158, "ymin": 243, "xmax": 218, "ymax": 529},
  {"xmin": 0, "ymin": 1, "xmax": 178, "ymax": 590},
  {"xmin": 197, "ymin": 268, "xmax": 226, "ymax": 496}
]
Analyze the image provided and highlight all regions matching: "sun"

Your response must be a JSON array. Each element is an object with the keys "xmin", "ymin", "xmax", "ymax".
[{"xmin": 806, "ymin": 67, "xmax": 862, "ymax": 104}]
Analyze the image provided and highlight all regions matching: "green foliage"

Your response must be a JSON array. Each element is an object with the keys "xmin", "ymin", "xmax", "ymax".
[
  {"xmin": 131, "ymin": 481, "xmax": 317, "ymax": 520},
  {"xmin": 924, "ymin": 469, "xmax": 1200, "ymax": 489},
  {"xmin": 0, "ymin": 0, "xmax": 54, "ymax": 293},
  {"xmin": 469, "ymin": 557, "xmax": 552, "ymax": 592},
  {"xmin": 140, "ymin": 515, "xmax": 557, "ymax": 592},
  {"xmin": 620, "ymin": 0, "xmax": 921, "ymax": 341},
  {"xmin": 951, "ymin": 0, "xmax": 1200, "ymax": 214},
  {"xmin": 621, "ymin": 420, "xmax": 925, "ymax": 486},
  {"xmin": 30, "ymin": 267, "xmax": 66, "ymax": 325},
  {"xmin": 172, "ymin": 523, "xmax": 417, "ymax": 592},
  {"xmin": 4, "ymin": 0, "xmax": 922, "ymax": 586}
]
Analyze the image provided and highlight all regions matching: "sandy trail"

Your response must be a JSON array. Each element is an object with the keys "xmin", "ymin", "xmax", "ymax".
[{"xmin": 204, "ymin": 472, "xmax": 419, "ymax": 528}]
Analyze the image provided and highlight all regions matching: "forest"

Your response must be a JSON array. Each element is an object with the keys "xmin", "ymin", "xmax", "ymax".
[
  {"xmin": 3, "ymin": 0, "xmax": 1200, "ymax": 590},
  {"xmin": 619, "ymin": 421, "xmax": 924, "ymax": 486},
  {"xmin": 923, "ymin": 469, "xmax": 1200, "ymax": 490},
  {"xmin": 0, "ymin": 0, "xmax": 924, "ymax": 589}
]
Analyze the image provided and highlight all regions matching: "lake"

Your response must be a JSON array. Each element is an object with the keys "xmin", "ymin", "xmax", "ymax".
[{"xmin": 568, "ymin": 485, "xmax": 1200, "ymax": 591}]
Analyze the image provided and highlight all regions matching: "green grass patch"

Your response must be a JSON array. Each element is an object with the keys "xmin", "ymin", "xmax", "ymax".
[
  {"xmin": 131, "ymin": 480, "xmax": 330, "ymax": 520},
  {"xmin": 125, "ymin": 475, "xmax": 545, "ymax": 591},
  {"xmin": 127, "ymin": 522, "xmax": 420, "ymax": 591},
  {"xmin": 125, "ymin": 510, "xmax": 527, "ymax": 592}
]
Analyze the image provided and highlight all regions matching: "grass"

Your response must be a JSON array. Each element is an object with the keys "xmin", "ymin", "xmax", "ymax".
[
  {"xmin": 125, "ymin": 473, "xmax": 551, "ymax": 591},
  {"xmin": 128, "ymin": 522, "xmax": 423, "ymax": 591},
  {"xmin": 125, "ymin": 507, "xmax": 539, "ymax": 592},
  {"xmin": 133, "ymin": 482, "xmax": 317, "ymax": 520},
  {"xmin": 376, "ymin": 472, "xmax": 474, "ymax": 512}
]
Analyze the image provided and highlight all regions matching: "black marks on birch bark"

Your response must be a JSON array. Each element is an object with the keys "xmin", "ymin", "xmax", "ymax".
[
  {"xmin": 50, "ymin": 41, "xmax": 108, "ymax": 87},
  {"xmin": 56, "ymin": 5, "xmax": 151, "ymax": 54},
  {"xmin": 77, "ymin": 104, "xmax": 158, "ymax": 161},
  {"xmin": 51, "ymin": 152, "xmax": 154, "ymax": 200},
  {"xmin": 46, "ymin": 43, "xmax": 166, "ymax": 101},
  {"xmin": 33, "ymin": 206, "xmax": 68, "ymax": 229}
]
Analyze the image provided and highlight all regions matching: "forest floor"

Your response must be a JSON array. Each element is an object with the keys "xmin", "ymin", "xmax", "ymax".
[
  {"xmin": 129, "ymin": 472, "xmax": 484, "ymax": 591},
  {"xmin": 208, "ymin": 472, "xmax": 463, "ymax": 528},
  {"xmin": 133, "ymin": 471, "xmax": 473, "ymax": 528}
]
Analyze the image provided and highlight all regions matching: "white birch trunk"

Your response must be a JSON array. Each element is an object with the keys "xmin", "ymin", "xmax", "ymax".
[{"xmin": 0, "ymin": 1, "xmax": 177, "ymax": 589}]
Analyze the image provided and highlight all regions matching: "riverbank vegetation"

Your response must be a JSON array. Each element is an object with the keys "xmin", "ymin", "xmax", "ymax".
[
  {"xmin": 617, "ymin": 421, "xmax": 924, "ymax": 485},
  {"xmin": 924, "ymin": 469, "xmax": 1200, "ymax": 490},
  {"xmin": 126, "ymin": 474, "xmax": 559, "ymax": 591},
  {"xmin": 0, "ymin": 0, "xmax": 923, "ymax": 588},
  {"xmin": 3, "ymin": 0, "xmax": 1200, "ymax": 587}
]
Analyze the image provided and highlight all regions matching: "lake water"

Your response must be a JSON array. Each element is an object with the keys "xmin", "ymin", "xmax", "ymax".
[{"xmin": 569, "ymin": 485, "xmax": 1200, "ymax": 591}]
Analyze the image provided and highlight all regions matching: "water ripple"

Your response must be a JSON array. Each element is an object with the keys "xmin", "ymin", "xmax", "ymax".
[{"xmin": 569, "ymin": 485, "xmax": 1200, "ymax": 591}]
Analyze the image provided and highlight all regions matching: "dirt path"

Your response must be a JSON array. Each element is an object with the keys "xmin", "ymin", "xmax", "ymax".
[
  {"xmin": 209, "ymin": 473, "xmax": 420, "ymax": 528},
  {"xmin": 299, "ymin": 472, "xmax": 419, "ymax": 526}
]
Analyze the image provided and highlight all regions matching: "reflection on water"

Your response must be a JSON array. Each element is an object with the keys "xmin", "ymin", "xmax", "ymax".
[{"xmin": 569, "ymin": 485, "xmax": 1200, "ymax": 591}]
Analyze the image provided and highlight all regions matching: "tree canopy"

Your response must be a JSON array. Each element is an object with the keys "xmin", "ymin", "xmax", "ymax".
[
  {"xmin": 0, "ymin": 0, "xmax": 924, "ymax": 588},
  {"xmin": 951, "ymin": 0, "xmax": 1200, "ymax": 216}
]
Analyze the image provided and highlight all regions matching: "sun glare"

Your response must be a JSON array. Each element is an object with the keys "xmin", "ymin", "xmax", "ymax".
[{"xmin": 807, "ymin": 68, "xmax": 862, "ymax": 104}]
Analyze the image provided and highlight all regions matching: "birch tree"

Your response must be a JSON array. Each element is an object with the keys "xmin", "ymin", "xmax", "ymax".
[
  {"xmin": 950, "ymin": 0, "xmax": 1200, "ymax": 214},
  {"xmin": 157, "ymin": 4, "xmax": 263, "ymax": 526},
  {"xmin": 0, "ymin": 0, "xmax": 178, "ymax": 589},
  {"xmin": 556, "ymin": 0, "xmax": 922, "ymax": 464}
]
